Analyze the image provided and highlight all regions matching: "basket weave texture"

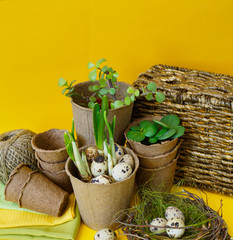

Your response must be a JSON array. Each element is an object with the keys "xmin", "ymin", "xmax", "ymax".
[
  {"xmin": 133, "ymin": 64, "xmax": 233, "ymax": 196},
  {"xmin": 0, "ymin": 129, "xmax": 38, "ymax": 184}
]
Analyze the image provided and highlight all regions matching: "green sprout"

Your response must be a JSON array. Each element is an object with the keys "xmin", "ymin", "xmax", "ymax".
[
  {"xmin": 126, "ymin": 114, "xmax": 185, "ymax": 145},
  {"xmin": 58, "ymin": 58, "xmax": 165, "ymax": 109}
]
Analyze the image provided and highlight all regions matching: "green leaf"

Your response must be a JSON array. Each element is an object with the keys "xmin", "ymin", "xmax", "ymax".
[
  {"xmin": 88, "ymin": 101, "xmax": 95, "ymax": 109},
  {"xmin": 62, "ymin": 88, "xmax": 68, "ymax": 95},
  {"xmin": 153, "ymin": 120, "xmax": 169, "ymax": 129},
  {"xmin": 58, "ymin": 78, "xmax": 67, "ymax": 87},
  {"xmin": 109, "ymin": 88, "xmax": 116, "ymax": 95},
  {"xmin": 170, "ymin": 126, "xmax": 185, "ymax": 139},
  {"xmin": 89, "ymin": 96, "xmax": 96, "ymax": 102},
  {"xmin": 127, "ymin": 87, "xmax": 134, "ymax": 94},
  {"xmin": 108, "ymin": 67, "xmax": 113, "ymax": 73},
  {"xmin": 113, "ymin": 72, "xmax": 119, "ymax": 78},
  {"xmin": 157, "ymin": 129, "xmax": 176, "ymax": 140},
  {"xmin": 68, "ymin": 87, "xmax": 74, "ymax": 93},
  {"xmin": 156, "ymin": 92, "xmax": 165, "ymax": 103},
  {"xmin": 147, "ymin": 82, "xmax": 157, "ymax": 92},
  {"xmin": 100, "ymin": 88, "xmax": 109, "ymax": 95},
  {"xmin": 134, "ymin": 89, "xmax": 140, "ymax": 97},
  {"xmin": 92, "ymin": 85, "xmax": 100, "ymax": 91},
  {"xmin": 106, "ymin": 74, "xmax": 112, "ymax": 80},
  {"xmin": 149, "ymin": 136, "xmax": 158, "ymax": 144},
  {"xmin": 142, "ymin": 122, "xmax": 158, "ymax": 137},
  {"xmin": 155, "ymin": 128, "xmax": 167, "ymax": 138},
  {"xmin": 112, "ymin": 76, "xmax": 117, "ymax": 82},
  {"xmin": 110, "ymin": 102, "xmax": 115, "ymax": 109},
  {"xmin": 140, "ymin": 120, "xmax": 152, "ymax": 129},
  {"xmin": 69, "ymin": 80, "xmax": 76, "ymax": 86},
  {"xmin": 130, "ymin": 125, "xmax": 141, "ymax": 131},
  {"xmin": 102, "ymin": 66, "xmax": 108, "ymax": 72},
  {"xmin": 100, "ymin": 72, "xmax": 105, "ymax": 79},
  {"xmin": 88, "ymin": 85, "xmax": 94, "ymax": 92},
  {"xmin": 113, "ymin": 100, "xmax": 124, "ymax": 109},
  {"xmin": 127, "ymin": 130, "xmax": 145, "ymax": 142},
  {"xmin": 88, "ymin": 68, "xmax": 97, "ymax": 82},
  {"xmin": 130, "ymin": 95, "xmax": 135, "ymax": 102},
  {"xmin": 99, "ymin": 78, "xmax": 107, "ymax": 86},
  {"xmin": 161, "ymin": 114, "xmax": 180, "ymax": 128},
  {"xmin": 124, "ymin": 96, "xmax": 131, "ymax": 105},
  {"xmin": 88, "ymin": 62, "xmax": 95, "ymax": 69},
  {"xmin": 146, "ymin": 92, "xmax": 153, "ymax": 101},
  {"xmin": 96, "ymin": 58, "xmax": 106, "ymax": 68}
]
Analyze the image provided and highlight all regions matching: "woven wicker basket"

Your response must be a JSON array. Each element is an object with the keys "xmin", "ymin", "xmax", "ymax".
[{"xmin": 132, "ymin": 64, "xmax": 233, "ymax": 196}]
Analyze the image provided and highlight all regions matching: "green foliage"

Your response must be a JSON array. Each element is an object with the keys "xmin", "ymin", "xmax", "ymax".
[
  {"xmin": 127, "ymin": 114, "xmax": 185, "ymax": 145},
  {"xmin": 58, "ymin": 59, "xmax": 166, "ymax": 109}
]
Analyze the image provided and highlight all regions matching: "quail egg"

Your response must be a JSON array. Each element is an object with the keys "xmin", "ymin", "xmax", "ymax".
[
  {"xmin": 85, "ymin": 146, "xmax": 99, "ymax": 162},
  {"xmin": 149, "ymin": 217, "xmax": 167, "ymax": 234},
  {"xmin": 94, "ymin": 228, "xmax": 117, "ymax": 240},
  {"xmin": 165, "ymin": 206, "xmax": 185, "ymax": 222},
  {"xmin": 166, "ymin": 218, "xmax": 185, "ymax": 238},
  {"xmin": 118, "ymin": 154, "xmax": 134, "ymax": 168},
  {"xmin": 114, "ymin": 143, "xmax": 124, "ymax": 161},
  {"xmin": 112, "ymin": 162, "xmax": 132, "ymax": 182},
  {"xmin": 91, "ymin": 155, "xmax": 108, "ymax": 177},
  {"xmin": 91, "ymin": 175, "xmax": 111, "ymax": 184}
]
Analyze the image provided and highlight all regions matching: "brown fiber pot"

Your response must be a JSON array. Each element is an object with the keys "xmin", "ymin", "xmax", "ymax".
[
  {"xmin": 71, "ymin": 81, "xmax": 134, "ymax": 147},
  {"xmin": 136, "ymin": 154, "xmax": 179, "ymax": 191},
  {"xmin": 5, "ymin": 164, "xmax": 69, "ymax": 217},
  {"xmin": 124, "ymin": 116, "xmax": 178, "ymax": 157},
  {"xmin": 31, "ymin": 129, "xmax": 68, "ymax": 163},
  {"xmin": 137, "ymin": 140, "xmax": 182, "ymax": 169},
  {"xmin": 65, "ymin": 145, "xmax": 139, "ymax": 230},
  {"xmin": 35, "ymin": 152, "xmax": 66, "ymax": 173}
]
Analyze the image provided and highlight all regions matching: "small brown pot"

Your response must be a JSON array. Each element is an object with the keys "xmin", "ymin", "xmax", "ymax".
[
  {"xmin": 65, "ymin": 145, "xmax": 139, "ymax": 230},
  {"xmin": 138, "ymin": 140, "xmax": 182, "ymax": 169},
  {"xmin": 31, "ymin": 129, "xmax": 68, "ymax": 163},
  {"xmin": 71, "ymin": 81, "xmax": 134, "ymax": 147},
  {"xmin": 38, "ymin": 162, "xmax": 73, "ymax": 194},
  {"xmin": 5, "ymin": 164, "xmax": 69, "ymax": 217},
  {"xmin": 124, "ymin": 116, "xmax": 178, "ymax": 157},
  {"xmin": 35, "ymin": 152, "xmax": 66, "ymax": 173},
  {"xmin": 136, "ymin": 154, "xmax": 179, "ymax": 191}
]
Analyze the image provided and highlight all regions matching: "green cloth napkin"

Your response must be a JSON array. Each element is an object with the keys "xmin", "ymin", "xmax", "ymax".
[{"xmin": 0, "ymin": 205, "xmax": 80, "ymax": 240}]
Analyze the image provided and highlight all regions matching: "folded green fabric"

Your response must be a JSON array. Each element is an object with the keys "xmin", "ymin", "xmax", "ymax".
[{"xmin": 0, "ymin": 205, "xmax": 81, "ymax": 240}]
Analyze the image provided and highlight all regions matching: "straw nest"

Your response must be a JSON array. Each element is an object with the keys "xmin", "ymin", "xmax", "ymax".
[{"xmin": 116, "ymin": 187, "xmax": 230, "ymax": 240}]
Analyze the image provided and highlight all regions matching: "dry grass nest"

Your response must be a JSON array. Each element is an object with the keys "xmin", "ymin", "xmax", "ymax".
[{"xmin": 116, "ymin": 187, "xmax": 231, "ymax": 240}]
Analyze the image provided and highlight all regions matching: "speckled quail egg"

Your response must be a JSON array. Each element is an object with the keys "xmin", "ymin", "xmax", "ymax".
[
  {"xmin": 112, "ymin": 162, "xmax": 132, "ymax": 182},
  {"xmin": 118, "ymin": 154, "xmax": 134, "ymax": 168},
  {"xmin": 149, "ymin": 218, "xmax": 167, "ymax": 234},
  {"xmin": 94, "ymin": 228, "xmax": 117, "ymax": 240},
  {"xmin": 165, "ymin": 206, "xmax": 185, "ymax": 222},
  {"xmin": 114, "ymin": 143, "xmax": 124, "ymax": 161},
  {"xmin": 90, "ymin": 175, "xmax": 111, "ymax": 184},
  {"xmin": 91, "ymin": 155, "xmax": 108, "ymax": 177},
  {"xmin": 85, "ymin": 146, "xmax": 99, "ymax": 162},
  {"xmin": 166, "ymin": 218, "xmax": 185, "ymax": 238}
]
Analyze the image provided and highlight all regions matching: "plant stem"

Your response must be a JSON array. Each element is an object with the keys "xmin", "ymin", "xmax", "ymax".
[{"xmin": 107, "ymin": 79, "xmax": 116, "ymax": 101}]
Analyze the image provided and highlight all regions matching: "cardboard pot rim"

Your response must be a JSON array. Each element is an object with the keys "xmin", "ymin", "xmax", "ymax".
[
  {"xmin": 70, "ymin": 81, "xmax": 133, "ymax": 111},
  {"xmin": 124, "ymin": 116, "xmax": 179, "ymax": 150},
  {"xmin": 65, "ymin": 144, "xmax": 139, "ymax": 186},
  {"xmin": 38, "ymin": 161, "xmax": 67, "ymax": 175},
  {"xmin": 31, "ymin": 129, "xmax": 67, "ymax": 153},
  {"xmin": 35, "ymin": 151, "xmax": 67, "ymax": 165}
]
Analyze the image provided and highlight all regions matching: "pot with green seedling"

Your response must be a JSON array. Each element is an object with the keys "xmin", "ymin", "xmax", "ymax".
[
  {"xmin": 58, "ymin": 58, "xmax": 165, "ymax": 147},
  {"xmin": 65, "ymin": 96, "xmax": 139, "ymax": 230},
  {"xmin": 124, "ymin": 115, "xmax": 185, "ymax": 190}
]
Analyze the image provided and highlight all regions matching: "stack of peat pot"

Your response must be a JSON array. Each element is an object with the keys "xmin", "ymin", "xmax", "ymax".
[
  {"xmin": 125, "ymin": 116, "xmax": 182, "ymax": 191},
  {"xmin": 31, "ymin": 128, "xmax": 73, "ymax": 193}
]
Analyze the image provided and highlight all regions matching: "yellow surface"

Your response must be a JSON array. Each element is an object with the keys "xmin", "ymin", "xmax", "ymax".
[{"xmin": 0, "ymin": 0, "xmax": 233, "ymax": 239}]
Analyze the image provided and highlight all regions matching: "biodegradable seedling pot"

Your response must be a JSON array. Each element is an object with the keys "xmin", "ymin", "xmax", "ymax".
[
  {"xmin": 31, "ymin": 129, "xmax": 68, "ymax": 163},
  {"xmin": 138, "ymin": 140, "xmax": 182, "ymax": 169},
  {"xmin": 65, "ymin": 145, "xmax": 139, "ymax": 230},
  {"xmin": 71, "ymin": 81, "xmax": 134, "ymax": 147},
  {"xmin": 124, "ymin": 116, "xmax": 178, "ymax": 157},
  {"xmin": 136, "ymin": 154, "xmax": 179, "ymax": 191},
  {"xmin": 35, "ymin": 152, "xmax": 66, "ymax": 173},
  {"xmin": 38, "ymin": 162, "xmax": 73, "ymax": 194},
  {"xmin": 5, "ymin": 164, "xmax": 69, "ymax": 217}
]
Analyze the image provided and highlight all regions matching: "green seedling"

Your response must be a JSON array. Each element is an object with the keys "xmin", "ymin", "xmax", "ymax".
[{"xmin": 127, "ymin": 114, "xmax": 185, "ymax": 145}]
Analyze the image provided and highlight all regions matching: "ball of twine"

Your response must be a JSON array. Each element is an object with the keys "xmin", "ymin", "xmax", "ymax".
[{"xmin": 0, "ymin": 129, "xmax": 38, "ymax": 184}]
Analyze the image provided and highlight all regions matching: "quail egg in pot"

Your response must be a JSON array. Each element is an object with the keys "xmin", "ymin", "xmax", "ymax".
[
  {"xmin": 112, "ymin": 162, "xmax": 133, "ymax": 182},
  {"xmin": 91, "ymin": 155, "xmax": 108, "ymax": 177},
  {"xmin": 91, "ymin": 175, "xmax": 111, "ymax": 184},
  {"xmin": 118, "ymin": 154, "xmax": 134, "ymax": 168},
  {"xmin": 114, "ymin": 143, "xmax": 124, "ymax": 161}
]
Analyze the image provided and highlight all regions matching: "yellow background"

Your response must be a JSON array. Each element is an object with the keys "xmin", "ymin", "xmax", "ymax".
[{"xmin": 0, "ymin": 0, "xmax": 233, "ymax": 239}]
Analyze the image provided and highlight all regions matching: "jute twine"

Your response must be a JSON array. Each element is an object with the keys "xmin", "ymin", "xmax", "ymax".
[{"xmin": 0, "ymin": 129, "xmax": 38, "ymax": 184}]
